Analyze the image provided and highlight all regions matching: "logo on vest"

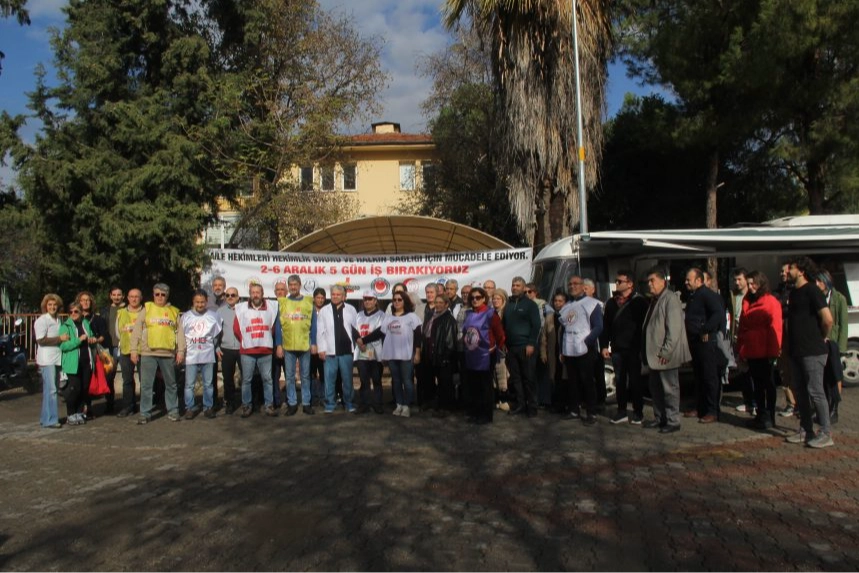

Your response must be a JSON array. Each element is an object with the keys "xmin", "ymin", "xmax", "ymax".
[{"xmin": 464, "ymin": 327, "xmax": 481, "ymax": 351}]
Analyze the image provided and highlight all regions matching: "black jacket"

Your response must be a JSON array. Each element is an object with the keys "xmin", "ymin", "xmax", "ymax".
[
  {"xmin": 422, "ymin": 310, "xmax": 458, "ymax": 367},
  {"xmin": 599, "ymin": 292, "xmax": 649, "ymax": 351}
]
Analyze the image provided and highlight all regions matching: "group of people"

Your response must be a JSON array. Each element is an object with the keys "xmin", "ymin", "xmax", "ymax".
[{"xmin": 34, "ymin": 256, "xmax": 847, "ymax": 446}]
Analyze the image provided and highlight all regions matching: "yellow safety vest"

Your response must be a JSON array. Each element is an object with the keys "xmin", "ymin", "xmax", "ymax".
[
  {"xmin": 278, "ymin": 296, "xmax": 314, "ymax": 352},
  {"xmin": 117, "ymin": 306, "xmax": 143, "ymax": 355},
  {"xmin": 144, "ymin": 302, "xmax": 179, "ymax": 351}
]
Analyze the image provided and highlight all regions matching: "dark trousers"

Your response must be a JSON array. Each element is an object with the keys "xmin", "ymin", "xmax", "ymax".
[
  {"xmin": 737, "ymin": 370, "xmax": 755, "ymax": 409},
  {"xmin": 104, "ymin": 346, "xmax": 119, "ymax": 409},
  {"xmin": 310, "ymin": 353, "xmax": 325, "ymax": 405},
  {"xmin": 271, "ymin": 354, "xmax": 284, "ymax": 406},
  {"xmin": 432, "ymin": 361, "xmax": 456, "ymax": 411},
  {"xmin": 209, "ymin": 358, "xmax": 219, "ymax": 406},
  {"xmin": 465, "ymin": 368, "xmax": 493, "ymax": 422},
  {"xmin": 506, "ymin": 346, "xmax": 538, "ymax": 412},
  {"xmin": 356, "ymin": 360, "xmax": 383, "ymax": 407},
  {"xmin": 220, "ymin": 348, "xmax": 241, "ymax": 408},
  {"xmin": 64, "ymin": 360, "xmax": 92, "ymax": 416},
  {"xmin": 565, "ymin": 352, "xmax": 596, "ymax": 416},
  {"xmin": 592, "ymin": 346, "xmax": 607, "ymax": 405},
  {"xmin": 823, "ymin": 339, "xmax": 843, "ymax": 413},
  {"xmin": 612, "ymin": 347, "xmax": 644, "ymax": 416},
  {"xmin": 118, "ymin": 353, "xmax": 138, "ymax": 410},
  {"xmin": 415, "ymin": 361, "xmax": 436, "ymax": 407},
  {"xmin": 690, "ymin": 339, "xmax": 720, "ymax": 417},
  {"xmin": 748, "ymin": 358, "xmax": 776, "ymax": 424}
]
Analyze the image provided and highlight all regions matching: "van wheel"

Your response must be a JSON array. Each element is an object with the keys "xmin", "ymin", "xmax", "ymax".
[{"xmin": 842, "ymin": 340, "xmax": 859, "ymax": 387}]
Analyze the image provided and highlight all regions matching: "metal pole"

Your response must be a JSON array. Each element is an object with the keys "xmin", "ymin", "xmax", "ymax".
[{"xmin": 572, "ymin": 0, "xmax": 588, "ymax": 234}]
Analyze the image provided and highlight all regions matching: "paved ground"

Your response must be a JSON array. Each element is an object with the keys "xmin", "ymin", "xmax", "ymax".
[{"xmin": 1, "ymin": 380, "xmax": 858, "ymax": 572}]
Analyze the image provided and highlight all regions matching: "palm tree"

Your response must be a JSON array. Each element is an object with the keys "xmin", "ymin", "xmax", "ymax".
[{"xmin": 443, "ymin": 0, "xmax": 611, "ymax": 248}]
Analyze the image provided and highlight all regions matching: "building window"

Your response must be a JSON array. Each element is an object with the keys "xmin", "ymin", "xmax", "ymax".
[
  {"xmin": 300, "ymin": 166, "xmax": 314, "ymax": 191},
  {"xmin": 321, "ymin": 166, "xmax": 335, "ymax": 191},
  {"xmin": 342, "ymin": 163, "xmax": 357, "ymax": 191},
  {"xmin": 421, "ymin": 162, "xmax": 437, "ymax": 192},
  {"xmin": 399, "ymin": 162, "xmax": 416, "ymax": 191}
]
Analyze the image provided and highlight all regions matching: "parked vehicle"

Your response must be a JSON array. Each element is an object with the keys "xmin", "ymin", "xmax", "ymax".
[
  {"xmin": 532, "ymin": 215, "xmax": 859, "ymax": 389},
  {"xmin": 0, "ymin": 317, "xmax": 37, "ymax": 393}
]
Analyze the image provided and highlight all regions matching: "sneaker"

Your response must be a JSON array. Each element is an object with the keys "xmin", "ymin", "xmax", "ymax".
[
  {"xmin": 400, "ymin": 406, "xmax": 410, "ymax": 418},
  {"xmin": 167, "ymin": 412, "xmax": 181, "ymax": 422},
  {"xmin": 778, "ymin": 405, "xmax": 795, "ymax": 417},
  {"xmin": 807, "ymin": 431, "xmax": 834, "ymax": 449},
  {"xmin": 264, "ymin": 405, "xmax": 278, "ymax": 417},
  {"xmin": 347, "ymin": 407, "xmax": 358, "ymax": 414},
  {"xmin": 203, "ymin": 408, "xmax": 216, "ymax": 419},
  {"xmin": 498, "ymin": 401, "xmax": 510, "ymax": 412},
  {"xmin": 785, "ymin": 429, "xmax": 807, "ymax": 444},
  {"xmin": 136, "ymin": 415, "xmax": 150, "ymax": 425},
  {"xmin": 610, "ymin": 411, "xmax": 629, "ymax": 424},
  {"xmin": 564, "ymin": 410, "xmax": 581, "ymax": 420},
  {"xmin": 630, "ymin": 413, "xmax": 643, "ymax": 425},
  {"xmin": 184, "ymin": 409, "xmax": 197, "ymax": 420},
  {"xmin": 735, "ymin": 404, "xmax": 750, "ymax": 413},
  {"xmin": 393, "ymin": 405, "xmax": 403, "ymax": 417}
]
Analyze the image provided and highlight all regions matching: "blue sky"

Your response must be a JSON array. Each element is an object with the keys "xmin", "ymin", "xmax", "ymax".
[{"xmin": 0, "ymin": 0, "xmax": 658, "ymax": 186}]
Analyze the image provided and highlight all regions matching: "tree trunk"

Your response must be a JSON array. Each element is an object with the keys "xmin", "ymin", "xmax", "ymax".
[
  {"xmin": 806, "ymin": 157, "xmax": 826, "ymax": 214},
  {"xmin": 705, "ymin": 149, "xmax": 719, "ymax": 281},
  {"xmin": 533, "ymin": 177, "xmax": 551, "ymax": 252},
  {"xmin": 547, "ymin": 181, "xmax": 566, "ymax": 244}
]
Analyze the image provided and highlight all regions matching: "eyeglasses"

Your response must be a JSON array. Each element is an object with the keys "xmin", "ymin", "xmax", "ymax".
[
  {"xmin": 524, "ymin": 289, "xmax": 533, "ymax": 294},
  {"xmin": 154, "ymin": 292, "xmax": 167, "ymax": 298},
  {"xmin": 225, "ymin": 293, "xmax": 239, "ymax": 298},
  {"xmin": 69, "ymin": 310, "xmax": 80, "ymax": 315},
  {"xmin": 392, "ymin": 298, "xmax": 404, "ymax": 302},
  {"xmin": 470, "ymin": 295, "xmax": 484, "ymax": 301}
]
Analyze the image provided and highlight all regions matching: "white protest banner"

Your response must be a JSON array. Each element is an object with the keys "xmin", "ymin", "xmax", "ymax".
[{"xmin": 202, "ymin": 248, "xmax": 532, "ymax": 299}]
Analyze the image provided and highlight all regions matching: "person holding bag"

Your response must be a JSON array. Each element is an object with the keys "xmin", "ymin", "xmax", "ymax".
[{"xmin": 59, "ymin": 301, "xmax": 96, "ymax": 426}]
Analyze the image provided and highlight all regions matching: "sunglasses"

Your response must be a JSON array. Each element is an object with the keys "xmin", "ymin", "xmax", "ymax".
[
  {"xmin": 154, "ymin": 292, "xmax": 168, "ymax": 298},
  {"xmin": 69, "ymin": 310, "xmax": 81, "ymax": 315},
  {"xmin": 225, "ymin": 293, "xmax": 239, "ymax": 298},
  {"xmin": 393, "ymin": 297, "xmax": 404, "ymax": 302},
  {"xmin": 524, "ymin": 289, "xmax": 533, "ymax": 294},
  {"xmin": 470, "ymin": 295, "xmax": 484, "ymax": 301}
]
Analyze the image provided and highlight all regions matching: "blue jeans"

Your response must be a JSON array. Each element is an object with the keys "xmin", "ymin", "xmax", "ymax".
[
  {"xmin": 39, "ymin": 364, "xmax": 60, "ymax": 426},
  {"xmin": 284, "ymin": 350, "xmax": 311, "ymax": 406},
  {"xmin": 241, "ymin": 353, "xmax": 273, "ymax": 407},
  {"xmin": 140, "ymin": 355, "xmax": 179, "ymax": 417},
  {"xmin": 389, "ymin": 359, "xmax": 414, "ymax": 406},
  {"xmin": 184, "ymin": 362, "xmax": 214, "ymax": 411},
  {"xmin": 324, "ymin": 354, "xmax": 354, "ymax": 412}
]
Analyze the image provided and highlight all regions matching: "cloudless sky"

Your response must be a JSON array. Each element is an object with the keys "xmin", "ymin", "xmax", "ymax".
[{"xmin": 0, "ymin": 0, "xmax": 660, "ymax": 186}]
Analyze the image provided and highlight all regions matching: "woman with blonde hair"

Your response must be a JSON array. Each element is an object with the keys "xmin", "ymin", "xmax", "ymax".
[
  {"xmin": 491, "ymin": 288, "xmax": 511, "ymax": 411},
  {"xmin": 35, "ymin": 293, "xmax": 67, "ymax": 428}
]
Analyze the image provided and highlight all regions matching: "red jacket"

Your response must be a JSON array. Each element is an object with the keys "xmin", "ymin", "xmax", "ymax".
[{"xmin": 737, "ymin": 293, "xmax": 782, "ymax": 360}]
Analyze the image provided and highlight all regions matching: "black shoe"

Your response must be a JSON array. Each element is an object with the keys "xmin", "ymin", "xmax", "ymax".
[
  {"xmin": 564, "ymin": 410, "xmax": 581, "ymax": 420},
  {"xmin": 225, "ymin": 403, "xmax": 236, "ymax": 415},
  {"xmin": 285, "ymin": 404, "xmax": 299, "ymax": 416},
  {"xmin": 643, "ymin": 420, "xmax": 662, "ymax": 429},
  {"xmin": 659, "ymin": 424, "xmax": 681, "ymax": 434},
  {"xmin": 372, "ymin": 405, "xmax": 384, "ymax": 415},
  {"xmin": 116, "ymin": 406, "xmax": 134, "ymax": 418},
  {"xmin": 104, "ymin": 403, "xmax": 115, "ymax": 415},
  {"xmin": 302, "ymin": 406, "xmax": 315, "ymax": 415},
  {"xmin": 508, "ymin": 406, "xmax": 526, "ymax": 416},
  {"xmin": 583, "ymin": 415, "xmax": 597, "ymax": 426}
]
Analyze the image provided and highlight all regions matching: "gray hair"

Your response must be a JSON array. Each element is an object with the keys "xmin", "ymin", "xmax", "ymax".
[
  {"xmin": 153, "ymin": 283, "xmax": 170, "ymax": 295},
  {"xmin": 330, "ymin": 285, "xmax": 346, "ymax": 295},
  {"xmin": 445, "ymin": 279, "xmax": 459, "ymax": 289},
  {"xmin": 511, "ymin": 276, "xmax": 526, "ymax": 285},
  {"xmin": 287, "ymin": 274, "xmax": 301, "ymax": 285},
  {"xmin": 582, "ymin": 278, "xmax": 595, "ymax": 288},
  {"xmin": 426, "ymin": 283, "xmax": 443, "ymax": 294}
]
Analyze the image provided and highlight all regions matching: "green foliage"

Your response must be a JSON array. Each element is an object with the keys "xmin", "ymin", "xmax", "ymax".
[
  {"xmin": 0, "ymin": 188, "xmax": 43, "ymax": 311},
  {"xmin": 1, "ymin": 0, "xmax": 384, "ymax": 306},
  {"xmin": 413, "ymin": 82, "xmax": 522, "ymax": 246},
  {"xmin": 592, "ymin": 95, "xmax": 803, "ymax": 230},
  {"xmin": 616, "ymin": 0, "xmax": 859, "ymax": 218}
]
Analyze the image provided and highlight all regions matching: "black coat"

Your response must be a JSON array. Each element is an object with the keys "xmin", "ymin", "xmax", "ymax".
[{"xmin": 422, "ymin": 311, "xmax": 458, "ymax": 367}]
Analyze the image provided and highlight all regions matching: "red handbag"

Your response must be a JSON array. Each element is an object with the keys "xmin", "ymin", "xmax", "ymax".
[{"xmin": 89, "ymin": 356, "xmax": 111, "ymax": 396}]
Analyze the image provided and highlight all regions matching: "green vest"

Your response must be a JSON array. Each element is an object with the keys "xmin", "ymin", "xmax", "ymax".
[{"xmin": 278, "ymin": 296, "xmax": 314, "ymax": 352}]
